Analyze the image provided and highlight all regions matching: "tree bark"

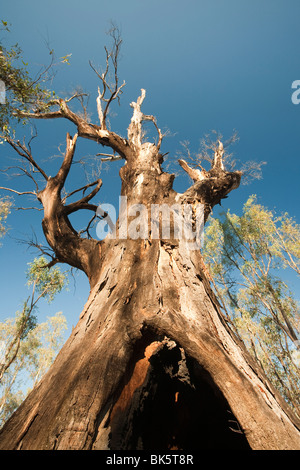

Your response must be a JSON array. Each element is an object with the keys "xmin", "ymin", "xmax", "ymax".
[
  {"xmin": 1, "ymin": 91, "xmax": 300, "ymax": 450},
  {"xmin": 0, "ymin": 235, "xmax": 299, "ymax": 450}
]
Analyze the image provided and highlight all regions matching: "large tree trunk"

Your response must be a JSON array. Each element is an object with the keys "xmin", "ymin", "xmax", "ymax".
[
  {"xmin": 1, "ymin": 90, "xmax": 299, "ymax": 450},
  {"xmin": 0, "ymin": 235, "xmax": 299, "ymax": 450}
]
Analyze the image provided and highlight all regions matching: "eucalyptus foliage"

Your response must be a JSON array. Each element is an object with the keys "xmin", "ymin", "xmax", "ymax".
[
  {"xmin": 203, "ymin": 195, "xmax": 300, "ymax": 416},
  {"xmin": 0, "ymin": 312, "xmax": 67, "ymax": 427},
  {"xmin": 0, "ymin": 196, "xmax": 11, "ymax": 240},
  {"xmin": 0, "ymin": 256, "xmax": 68, "ymax": 427},
  {"xmin": 0, "ymin": 20, "xmax": 60, "ymax": 134}
]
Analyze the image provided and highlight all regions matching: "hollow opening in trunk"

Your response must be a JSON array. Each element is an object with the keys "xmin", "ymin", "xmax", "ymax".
[{"xmin": 108, "ymin": 339, "xmax": 251, "ymax": 450}]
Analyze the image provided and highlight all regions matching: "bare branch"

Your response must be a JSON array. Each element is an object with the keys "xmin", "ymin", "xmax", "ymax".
[
  {"xmin": 64, "ymin": 202, "xmax": 98, "ymax": 216},
  {"xmin": 14, "ymin": 231, "xmax": 57, "ymax": 259},
  {"xmin": 64, "ymin": 179, "xmax": 102, "ymax": 215},
  {"xmin": 99, "ymin": 155, "xmax": 123, "ymax": 162},
  {"xmin": 127, "ymin": 89, "xmax": 164, "ymax": 151},
  {"xmin": 96, "ymin": 86, "xmax": 104, "ymax": 126},
  {"xmin": 89, "ymin": 24, "xmax": 125, "ymax": 130},
  {"xmin": 178, "ymin": 159, "xmax": 207, "ymax": 182},
  {"xmin": 181, "ymin": 131, "xmax": 238, "ymax": 172},
  {"xmin": 27, "ymin": 126, "xmax": 38, "ymax": 154},
  {"xmin": 0, "ymin": 164, "xmax": 40, "ymax": 192},
  {"xmin": 14, "ymin": 107, "xmax": 63, "ymax": 120},
  {"xmin": 142, "ymin": 113, "xmax": 163, "ymax": 150},
  {"xmin": 213, "ymin": 140, "xmax": 225, "ymax": 170},
  {"xmin": 40, "ymin": 258, "xmax": 61, "ymax": 269},
  {"xmin": 96, "ymin": 151, "xmax": 123, "ymax": 162},
  {"xmin": 64, "ymin": 92, "xmax": 89, "ymax": 104},
  {"xmin": 55, "ymin": 133, "xmax": 78, "ymax": 191},
  {"xmin": 5, "ymin": 137, "xmax": 48, "ymax": 181},
  {"xmin": 28, "ymin": 47, "xmax": 56, "ymax": 91},
  {"xmin": 239, "ymin": 160, "xmax": 267, "ymax": 185},
  {"xmin": 178, "ymin": 137, "xmax": 242, "ymax": 222},
  {"xmin": 62, "ymin": 179, "xmax": 100, "ymax": 203},
  {"xmin": 16, "ymin": 98, "xmax": 130, "ymax": 159},
  {"xmin": 78, "ymin": 213, "xmax": 97, "ymax": 238},
  {"xmin": 0, "ymin": 187, "xmax": 36, "ymax": 196},
  {"xmin": 14, "ymin": 206, "xmax": 43, "ymax": 211}
]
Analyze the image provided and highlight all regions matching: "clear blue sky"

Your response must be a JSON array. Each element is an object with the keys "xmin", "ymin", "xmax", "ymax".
[{"xmin": 0, "ymin": 0, "xmax": 299, "ymax": 337}]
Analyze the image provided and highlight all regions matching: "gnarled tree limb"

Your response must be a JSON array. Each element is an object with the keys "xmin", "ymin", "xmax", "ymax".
[{"xmin": 179, "ymin": 140, "xmax": 242, "ymax": 221}]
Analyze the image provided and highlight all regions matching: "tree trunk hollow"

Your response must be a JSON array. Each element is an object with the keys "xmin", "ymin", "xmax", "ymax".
[{"xmin": 0, "ymin": 238, "xmax": 299, "ymax": 450}]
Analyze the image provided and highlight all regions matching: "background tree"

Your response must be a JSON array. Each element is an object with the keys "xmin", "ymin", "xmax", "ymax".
[
  {"xmin": 203, "ymin": 195, "xmax": 300, "ymax": 417},
  {"xmin": 0, "ymin": 256, "xmax": 67, "ymax": 426},
  {"xmin": 0, "ymin": 27, "xmax": 299, "ymax": 450},
  {"xmin": 0, "ymin": 311, "xmax": 67, "ymax": 427}
]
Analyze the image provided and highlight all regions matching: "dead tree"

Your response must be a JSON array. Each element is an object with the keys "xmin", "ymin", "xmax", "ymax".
[{"xmin": 0, "ymin": 32, "xmax": 299, "ymax": 450}]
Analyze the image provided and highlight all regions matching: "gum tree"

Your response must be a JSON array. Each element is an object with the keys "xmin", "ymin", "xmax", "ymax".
[
  {"xmin": 0, "ymin": 28, "xmax": 299, "ymax": 450},
  {"xmin": 203, "ymin": 196, "xmax": 300, "ymax": 416},
  {"xmin": 0, "ymin": 250, "xmax": 68, "ymax": 424}
]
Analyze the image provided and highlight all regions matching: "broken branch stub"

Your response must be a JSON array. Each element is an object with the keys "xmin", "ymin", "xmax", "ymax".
[
  {"xmin": 178, "ymin": 140, "xmax": 242, "ymax": 220},
  {"xmin": 127, "ymin": 89, "xmax": 162, "ymax": 152}
]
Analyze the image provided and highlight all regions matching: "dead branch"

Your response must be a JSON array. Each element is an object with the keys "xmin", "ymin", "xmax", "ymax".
[
  {"xmin": 1, "ymin": 161, "xmax": 42, "ymax": 194},
  {"xmin": 96, "ymin": 152, "xmax": 123, "ymax": 162},
  {"xmin": 62, "ymin": 179, "xmax": 101, "ymax": 203},
  {"xmin": 178, "ymin": 159, "xmax": 207, "ymax": 182},
  {"xmin": 65, "ymin": 202, "xmax": 98, "ymax": 215},
  {"xmin": 127, "ymin": 89, "xmax": 163, "ymax": 151},
  {"xmin": 78, "ymin": 213, "xmax": 97, "ymax": 239},
  {"xmin": 16, "ymin": 98, "xmax": 130, "ymax": 160},
  {"xmin": 54, "ymin": 133, "xmax": 78, "ymax": 191},
  {"xmin": 141, "ymin": 113, "xmax": 163, "ymax": 150},
  {"xmin": 64, "ymin": 179, "xmax": 102, "ymax": 215},
  {"xmin": 0, "ymin": 187, "xmax": 36, "ymax": 196},
  {"xmin": 89, "ymin": 24, "xmax": 125, "ymax": 130},
  {"xmin": 5, "ymin": 137, "xmax": 48, "ymax": 181},
  {"xmin": 214, "ymin": 140, "xmax": 225, "ymax": 170},
  {"xmin": 178, "ymin": 139, "xmax": 242, "ymax": 221},
  {"xmin": 14, "ymin": 206, "xmax": 43, "ymax": 211}
]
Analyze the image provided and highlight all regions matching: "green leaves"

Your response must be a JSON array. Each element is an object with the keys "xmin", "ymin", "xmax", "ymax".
[
  {"xmin": 0, "ymin": 257, "xmax": 68, "ymax": 425},
  {"xmin": 0, "ymin": 197, "xmax": 12, "ymax": 240},
  {"xmin": 0, "ymin": 20, "xmax": 75, "ymax": 135},
  {"xmin": 60, "ymin": 53, "xmax": 72, "ymax": 65},
  {"xmin": 26, "ymin": 256, "xmax": 68, "ymax": 303},
  {"xmin": 1, "ymin": 20, "xmax": 10, "ymax": 32},
  {"xmin": 15, "ymin": 303, "xmax": 37, "ymax": 340},
  {"xmin": 203, "ymin": 195, "xmax": 300, "ymax": 415},
  {"xmin": 0, "ymin": 22, "xmax": 58, "ymax": 134},
  {"xmin": 0, "ymin": 312, "xmax": 67, "ymax": 426}
]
